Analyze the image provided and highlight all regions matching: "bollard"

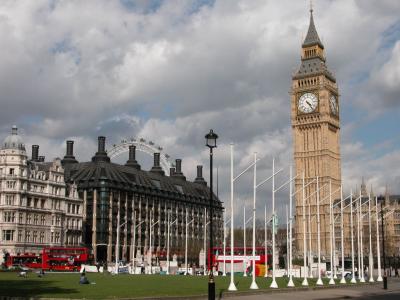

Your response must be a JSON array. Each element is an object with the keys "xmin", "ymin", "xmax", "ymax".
[{"xmin": 383, "ymin": 275, "xmax": 387, "ymax": 290}]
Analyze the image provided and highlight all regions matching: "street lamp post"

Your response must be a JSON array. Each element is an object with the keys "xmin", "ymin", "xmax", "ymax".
[{"xmin": 205, "ymin": 129, "xmax": 218, "ymax": 300}]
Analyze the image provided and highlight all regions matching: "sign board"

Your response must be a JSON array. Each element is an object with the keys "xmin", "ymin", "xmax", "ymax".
[{"xmin": 216, "ymin": 255, "xmax": 260, "ymax": 261}]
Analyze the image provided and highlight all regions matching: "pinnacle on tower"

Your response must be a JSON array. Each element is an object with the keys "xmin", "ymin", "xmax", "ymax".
[{"xmin": 303, "ymin": 3, "xmax": 324, "ymax": 49}]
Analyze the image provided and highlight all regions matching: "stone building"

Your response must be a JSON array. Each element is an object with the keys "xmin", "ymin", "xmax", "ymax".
[
  {"xmin": 0, "ymin": 126, "xmax": 83, "ymax": 263},
  {"xmin": 62, "ymin": 136, "xmax": 223, "ymax": 264}
]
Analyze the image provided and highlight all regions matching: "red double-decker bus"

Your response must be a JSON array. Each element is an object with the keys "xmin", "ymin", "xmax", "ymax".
[
  {"xmin": 210, "ymin": 247, "xmax": 272, "ymax": 276},
  {"xmin": 5, "ymin": 253, "xmax": 42, "ymax": 269},
  {"xmin": 42, "ymin": 247, "xmax": 92, "ymax": 271},
  {"xmin": 5, "ymin": 247, "xmax": 92, "ymax": 271}
]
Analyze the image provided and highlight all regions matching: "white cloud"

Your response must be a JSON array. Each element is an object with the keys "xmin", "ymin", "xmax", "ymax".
[{"xmin": 0, "ymin": 0, "xmax": 399, "ymax": 223}]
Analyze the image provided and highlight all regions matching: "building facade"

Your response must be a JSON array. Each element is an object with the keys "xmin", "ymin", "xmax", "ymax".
[
  {"xmin": 62, "ymin": 136, "xmax": 224, "ymax": 265},
  {"xmin": 292, "ymin": 9, "xmax": 342, "ymax": 256},
  {"xmin": 0, "ymin": 126, "xmax": 83, "ymax": 263}
]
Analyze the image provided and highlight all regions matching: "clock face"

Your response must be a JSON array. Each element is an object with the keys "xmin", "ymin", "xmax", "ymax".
[
  {"xmin": 298, "ymin": 93, "xmax": 318, "ymax": 113},
  {"xmin": 330, "ymin": 95, "xmax": 338, "ymax": 115}
]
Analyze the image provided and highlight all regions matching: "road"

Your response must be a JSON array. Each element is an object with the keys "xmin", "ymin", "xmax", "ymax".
[{"xmin": 222, "ymin": 279, "xmax": 400, "ymax": 300}]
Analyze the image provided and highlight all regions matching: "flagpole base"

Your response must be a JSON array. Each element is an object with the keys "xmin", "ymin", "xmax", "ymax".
[
  {"xmin": 302, "ymin": 278, "xmax": 309, "ymax": 286},
  {"xmin": 250, "ymin": 281, "xmax": 259, "ymax": 289},
  {"xmin": 329, "ymin": 278, "xmax": 335, "ymax": 285},
  {"xmin": 369, "ymin": 277, "xmax": 374, "ymax": 283},
  {"xmin": 270, "ymin": 279, "xmax": 278, "ymax": 288},
  {"xmin": 360, "ymin": 277, "xmax": 365, "ymax": 283},
  {"xmin": 340, "ymin": 277, "xmax": 346, "ymax": 284},
  {"xmin": 287, "ymin": 278, "xmax": 295, "ymax": 287},
  {"xmin": 377, "ymin": 275, "xmax": 383, "ymax": 282},
  {"xmin": 351, "ymin": 277, "xmax": 357, "ymax": 283},
  {"xmin": 316, "ymin": 278, "xmax": 323, "ymax": 285},
  {"xmin": 228, "ymin": 282, "xmax": 237, "ymax": 291}
]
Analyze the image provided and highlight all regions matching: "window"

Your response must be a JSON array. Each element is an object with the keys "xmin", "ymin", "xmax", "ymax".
[
  {"xmin": 56, "ymin": 216, "xmax": 61, "ymax": 226},
  {"xmin": 51, "ymin": 232, "xmax": 54, "ymax": 243},
  {"xmin": 9, "ymin": 168, "xmax": 14, "ymax": 175},
  {"xmin": 34, "ymin": 214, "xmax": 39, "ymax": 225},
  {"xmin": 51, "ymin": 216, "xmax": 55, "ymax": 226},
  {"xmin": 25, "ymin": 231, "xmax": 31, "ymax": 241},
  {"xmin": 41, "ymin": 199, "xmax": 45, "ymax": 209},
  {"xmin": 18, "ymin": 230, "xmax": 22, "ymax": 242},
  {"xmin": 76, "ymin": 205, "xmax": 80, "ymax": 214},
  {"xmin": 55, "ymin": 232, "xmax": 60, "ymax": 243},
  {"xmin": 39, "ymin": 231, "xmax": 45, "ymax": 243},
  {"xmin": 32, "ymin": 231, "xmax": 37, "ymax": 243},
  {"xmin": 41, "ymin": 215, "xmax": 46, "ymax": 225},
  {"xmin": 27, "ymin": 214, "xmax": 32, "ymax": 224},
  {"xmin": 6, "ymin": 181, "xmax": 16, "ymax": 189},
  {"xmin": 3, "ymin": 212, "xmax": 15, "ymax": 222},
  {"xmin": 19, "ymin": 213, "xmax": 23, "ymax": 223},
  {"xmin": 2, "ymin": 230, "xmax": 14, "ymax": 241},
  {"xmin": 72, "ymin": 204, "xmax": 75, "ymax": 214},
  {"xmin": 395, "ymin": 224, "xmax": 400, "ymax": 235},
  {"xmin": 67, "ymin": 203, "xmax": 71, "ymax": 213},
  {"xmin": 151, "ymin": 180, "xmax": 161, "ymax": 189},
  {"xmin": 34, "ymin": 199, "xmax": 38, "ymax": 208},
  {"xmin": 175, "ymin": 185, "xmax": 184, "ymax": 194},
  {"xmin": 27, "ymin": 198, "xmax": 32, "ymax": 207},
  {"xmin": 5, "ymin": 194, "xmax": 14, "ymax": 205}
]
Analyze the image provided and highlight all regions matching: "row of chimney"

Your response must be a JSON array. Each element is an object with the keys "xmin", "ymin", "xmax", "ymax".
[
  {"xmin": 31, "ymin": 145, "xmax": 45, "ymax": 162},
  {"xmin": 47, "ymin": 136, "xmax": 206, "ymax": 185}
]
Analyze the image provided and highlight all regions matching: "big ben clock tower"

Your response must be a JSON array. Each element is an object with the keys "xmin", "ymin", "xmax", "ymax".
[{"xmin": 292, "ymin": 7, "xmax": 341, "ymax": 255}]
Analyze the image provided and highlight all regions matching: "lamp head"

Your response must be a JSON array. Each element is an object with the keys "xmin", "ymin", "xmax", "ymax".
[{"xmin": 205, "ymin": 129, "xmax": 218, "ymax": 149}]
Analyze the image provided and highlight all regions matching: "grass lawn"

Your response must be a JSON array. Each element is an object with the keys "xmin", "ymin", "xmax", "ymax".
[{"xmin": 0, "ymin": 272, "xmax": 358, "ymax": 299}]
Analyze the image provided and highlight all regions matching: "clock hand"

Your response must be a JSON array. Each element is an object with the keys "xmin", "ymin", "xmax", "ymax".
[{"xmin": 306, "ymin": 101, "xmax": 313, "ymax": 109}]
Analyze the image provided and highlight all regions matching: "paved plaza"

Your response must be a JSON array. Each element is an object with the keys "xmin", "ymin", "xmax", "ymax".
[{"xmin": 224, "ymin": 279, "xmax": 400, "ymax": 300}]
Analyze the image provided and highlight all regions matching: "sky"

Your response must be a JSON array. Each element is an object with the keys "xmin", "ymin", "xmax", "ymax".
[{"xmin": 0, "ymin": 0, "xmax": 399, "ymax": 223}]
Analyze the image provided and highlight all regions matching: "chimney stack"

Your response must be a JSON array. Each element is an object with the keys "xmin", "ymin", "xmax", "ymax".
[
  {"xmin": 125, "ymin": 145, "xmax": 141, "ymax": 170},
  {"xmin": 194, "ymin": 165, "xmax": 207, "ymax": 186},
  {"xmin": 98, "ymin": 136, "xmax": 106, "ymax": 153},
  {"xmin": 32, "ymin": 145, "xmax": 39, "ymax": 161},
  {"xmin": 92, "ymin": 136, "xmax": 110, "ymax": 163},
  {"xmin": 169, "ymin": 167, "xmax": 175, "ymax": 177},
  {"xmin": 172, "ymin": 159, "xmax": 186, "ymax": 181},
  {"xmin": 150, "ymin": 153, "xmax": 164, "ymax": 175},
  {"xmin": 62, "ymin": 140, "xmax": 78, "ymax": 166}
]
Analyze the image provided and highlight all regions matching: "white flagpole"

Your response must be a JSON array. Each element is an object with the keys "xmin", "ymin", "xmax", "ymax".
[
  {"xmin": 243, "ymin": 205, "xmax": 247, "ymax": 277},
  {"xmin": 223, "ymin": 210, "xmax": 227, "ymax": 276},
  {"xmin": 375, "ymin": 196, "xmax": 383, "ymax": 281},
  {"xmin": 316, "ymin": 176, "xmax": 323, "ymax": 285},
  {"xmin": 204, "ymin": 207, "xmax": 207, "ymax": 276},
  {"xmin": 333, "ymin": 191, "xmax": 337, "ymax": 280},
  {"xmin": 250, "ymin": 152, "xmax": 258, "ymax": 289},
  {"xmin": 286, "ymin": 205, "xmax": 289, "ymax": 277},
  {"xmin": 264, "ymin": 204, "xmax": 268, "ymax": 278},
  {"xmin": 308, "ymin": 200, "xmax": 313, "ymax": 278},
  {"xmin": 340, "ymin": 186, "xmax": 346, "ymax": 284},
  {"xmin": 302, "ymin": 172, "xmax": 308, "ymax": 286},
  {"xmin": 166, "ymin": 211, "xmax": 170, "ymax": 275},
  {"xmin": 329, "ymin": 180, "xmax": 335, "ymax": 285},
  {"xmin": 359, "ymin": 191, "xmax": 365, "ymax": 283},
  {"xmin": 185, "ymin": 208, "xmax": 188, "ymax": 275},
  {"xmin": 350, "ymin": 191, "xmax": 356, "ymax": 283},
  {"xmin": 288, "ymin": 166, "xmax": 294, "ymax": 287},
  {"xmin": 357, "ymin": 194, "xmax": 361, "ymax": 282},
  {"xmin": 368, "ymin": 193, "xmax": 374, "ymax": 282},
  {"xmin": 270, "ymin": 158, "xmax": 278, "ymax": 289},
  {"xmin": 228, "ymin": 144, "xmax": 237, "ymax": 291}
]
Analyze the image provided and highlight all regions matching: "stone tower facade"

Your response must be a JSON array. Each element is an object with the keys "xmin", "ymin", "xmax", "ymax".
[{"xmin": 292, "ymin": 9, "xmax": 342, "ymax": 256}]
